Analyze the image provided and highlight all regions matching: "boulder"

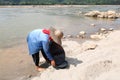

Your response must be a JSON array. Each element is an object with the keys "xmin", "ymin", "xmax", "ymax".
[
  {"xmin": 97, "ymin": 13, "xmax": 105, "ymax": 18},
  {"xmin": 118, "ymin": 13, "xmax": 120, "ymax": 17},
  {"xmin": 107, "ymin": 11, "xmax": 117, "ymax": 19},
  {"xmin": 85, "ymin": 10, "xmax": 101, "ymax": 17},
  {"xmin": 107, "ymin": 10, "xmax": 116, "ymax": 15},
  {"xmin": 116, "ymin": 13, "xmax": 120, "ymax": 18},
  {"xmin": 108, "ymin": 14, "xmax": 117, "ymax": 19},
  {"xmin": 85, "ymin": 10, "xmax": 119, "ymax": 19}
]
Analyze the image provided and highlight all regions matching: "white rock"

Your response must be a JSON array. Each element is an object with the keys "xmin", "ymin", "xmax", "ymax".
[
  {"xmin": 67, "ymin": 35, "xmax": 73, "ymax": 38},
  {"xmin": 63, "ymin": 36, "xmax": 66, "ymax": 39},
  {"xmin": 118, "ymin": 13, "xmax": 120, "ymax": 17},
  {"xmin": 100, "ymin": 28, "xmax": 106, "ymax": 32},
  {"xmin": 108, "ymin": 14, "xmax": 117, "ymax": 19},
  {"xmin": 79, "ymin": 31, "xmax": 86, "ymax": 35},
  {"xmin": 85, "ymin": 10, "xmax": 119, "ymax": 19},
  {"xmin": 79, "ymin": 31, "xmax": 86, "ymax": 38},
  {"xmin": 107, "ymin": 10, "xmax": 116, "ymax": 15},
  {"xmin": 104, "ymin": 12, "xmax": 109, "ymax": 18},
  {"xmin": 85, "ymin": 10, "xmax": 101, "ymax": 17},
  {"xmin": 90, "ymin": 34, "xmax": 105, "ymax": 40},
  {"xmin": 97, "ymin": 14, "xmax": 104, "ymax": 18},
  {"xmin": 91, "ymin": 24, "xmax": 96, "ymax": 26},
  {"xmin": 81, "ymin": 41, "xmax": 97, "ymax": 51},
  {"xmin": 76, "ymin": 35, "xmax": 80, "ymax": 38},
  {"xmin": 109, "ymin": 28, "xmax": 114, "ymax": 31},
  {"xmin": 116, "ymin": 13, "xmax": 120, "ymax": 18}
]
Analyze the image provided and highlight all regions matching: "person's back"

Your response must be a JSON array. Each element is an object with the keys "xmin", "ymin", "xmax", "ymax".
[{"xmin": 27, "ymin": 29, "xmax": 50, "ymax": 55}]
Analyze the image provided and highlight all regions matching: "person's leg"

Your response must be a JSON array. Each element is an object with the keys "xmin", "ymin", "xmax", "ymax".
[
  {"xmin": 32, "ymin": 52, "xmax": 45, "ymax": 71},
  {"xmin": 32, "ymin": 52, "xmax": 39, "ymax": 66}
]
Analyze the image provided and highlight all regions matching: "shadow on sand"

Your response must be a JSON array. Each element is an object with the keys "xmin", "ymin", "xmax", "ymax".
[
  {"xmin": 39, "ymin": 57, "xmax": 83, "ymax": 69},
  {"xmin": 66, "ymin": 57, "xmax": 83, "ymax": 67}
]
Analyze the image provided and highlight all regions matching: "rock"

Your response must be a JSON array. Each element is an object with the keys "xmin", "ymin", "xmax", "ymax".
[
  {"xmin": 109, "ymin": 28, "xmax": 114, "ymax": 31},
  {"xmin": 100, "ymin": 28, "xmax": 106, "ymax": 32},
  {"xmin": 67, "ymin": 35, "xmax": 73, "ymax": 38},
  {"xmin": 108, "ymin": 14, "xmax": 117, "ymax": 19},
  {"xmin": 115, "ymin": 13, "xmax": 119, "ymax": 18},
  {"xmin": 107, "ymin": 10, "xmax": 116, "ymax": 15},
  {"xmin": 118, "ymin": 13, "xmax": 120, "ymax": 18},
  {"xmin": 79, "ymin": 31, "xmax": 86, "ymax": 35},
  {"xmin": 85, "ymin": 10, "xmax": 119, "ymax": 19},
  {"xmin": 63, "ymin": 36, "xmax": 66, "ymax": 39},
  {"xmin": 85, "ymin": 10, "xmax": 101, "ymax": 17},
  {"xmin": 97, "ymin": 14, "xmax": 104, "ymax": 18},
  {"xmin": 81, "ymin": 41, "xmax": 97, "ymax": 51},
  {"xmin": 79, "ymin": 31, "xmax": 86, "ymax": 38},
  {"xmin": 90, "ymin": 34, "xmax": 105, "ymax": 40},
  {"xmin": 76, "ymin": 35, "xmax": 80, "ymax": 38},
  {"xmin": 91, "ymin": 24, "xmax": 96, "ymax": 26},
  {"xmin": 98, "ymin": 12, "xmax": 108, "ymax": 18},
  {"xmin": 103, "ymin": 12, "xmax": 108, "ymax": 18},
  {"xmin": 99, "ymin": 28, "xmax": 109, "ymax": 34},
  {"xmin": 100, "ymin": 10, "xmax": 117, "ymax": 19}
]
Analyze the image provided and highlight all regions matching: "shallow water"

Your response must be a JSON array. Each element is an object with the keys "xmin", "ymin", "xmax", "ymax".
[{"xmin": 0, "ymin": 5, "xmax": 120, "ymax": 48}]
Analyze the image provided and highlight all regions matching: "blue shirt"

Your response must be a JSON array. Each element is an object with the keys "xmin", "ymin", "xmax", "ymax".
[{"xmin": 27, "ymin": 29, "xmax": 53, "ymax": 60}]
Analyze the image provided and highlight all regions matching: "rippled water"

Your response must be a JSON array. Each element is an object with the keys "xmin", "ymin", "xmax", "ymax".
[{"xmin": 0, "ymin": 5, "xmax": 120, "ymax": 48}]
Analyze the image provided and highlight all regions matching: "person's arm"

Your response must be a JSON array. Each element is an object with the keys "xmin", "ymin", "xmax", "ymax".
[
  {"xmin": 42, "ymin": 41, "xmax": 56, "ymax": 66},
  {"xmin": 42, "ymin": 41, "xmax": 53, "ymax": 60}
]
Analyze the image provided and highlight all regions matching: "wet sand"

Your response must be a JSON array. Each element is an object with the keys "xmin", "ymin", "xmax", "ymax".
[{"xmin": 0, "ymin": 42, "xmax": 38, "ymax": 80}]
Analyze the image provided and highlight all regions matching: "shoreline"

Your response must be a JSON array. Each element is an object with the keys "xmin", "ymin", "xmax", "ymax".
[
  {"xmin": 0, "ymin": 5, "xmax": 119, "ymax": 8},
  {"xmin": 0, "ymin": 5, "xmax": 88, "ymax": 8}
]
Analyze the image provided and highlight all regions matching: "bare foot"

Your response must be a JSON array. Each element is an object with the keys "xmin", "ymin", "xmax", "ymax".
[{"xmin": 36, "ymin": 66, "xmax": 46, "ymax": 72}]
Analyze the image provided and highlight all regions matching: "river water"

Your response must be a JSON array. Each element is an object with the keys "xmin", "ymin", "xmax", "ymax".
[{"xmin": 0, "ymin": 5, "xmax": 120, "ymax": 48}]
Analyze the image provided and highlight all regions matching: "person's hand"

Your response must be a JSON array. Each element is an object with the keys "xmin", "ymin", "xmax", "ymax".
[{"xmin": 51, "ymin": 60, "xmax": 56, "ymax": 67}]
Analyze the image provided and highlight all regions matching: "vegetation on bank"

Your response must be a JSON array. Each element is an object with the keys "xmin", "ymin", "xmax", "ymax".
[{"xmin": 0, "ymin": 0, "xmax": 120, "ymax": 5}]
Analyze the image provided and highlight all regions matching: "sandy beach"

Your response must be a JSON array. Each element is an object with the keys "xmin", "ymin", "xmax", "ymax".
[
  {"xmin": 0, "ymin": 29, "xmax": 120, "ymax": 80},
  {"xmin": 30, "ymin": 30, "xmax": 120, "ymax": 80},
  {"xmin": 31, "ymin": 31, "xmax": 120, "ymax": 80}
]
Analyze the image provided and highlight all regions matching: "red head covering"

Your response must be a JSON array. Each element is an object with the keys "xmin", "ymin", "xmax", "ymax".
[
  {"xmin": 42, "ymin": 29, "xmax": 53, "ymax": 40},
  {"xmin": 42, "ymin": 29, "xmax": 50, "ymax": 35}
]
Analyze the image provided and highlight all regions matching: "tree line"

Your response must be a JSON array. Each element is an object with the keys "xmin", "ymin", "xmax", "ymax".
[{"xmin": 0, "ymin": 0, "xmax": 120, "ymax": 5}]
